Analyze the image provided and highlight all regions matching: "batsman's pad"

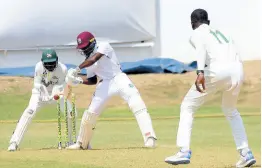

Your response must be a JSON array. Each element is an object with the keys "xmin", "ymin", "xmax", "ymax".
[
  {"xmin": 134, "ymin": 110, "xmax": 157, "ymax": 142},
  {"xmin": 127, "ymin": 94, "xmax": 157, "ymax": 141},
  {"xmin": 127, "ymin": 94, "xmax": 147, "ymax": 113},
  {"xmin": 77, "ymin": 111, "xmax": 98, "ymax": 149}
]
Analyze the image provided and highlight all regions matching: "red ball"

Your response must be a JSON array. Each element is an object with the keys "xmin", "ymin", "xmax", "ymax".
[{"xmin": 53, "ymin": 94, "xmax": 60, "ymax": 100}]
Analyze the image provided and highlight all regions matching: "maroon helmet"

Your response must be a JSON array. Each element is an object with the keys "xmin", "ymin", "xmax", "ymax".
[{"xmin": 76, "ymin": 31, "xmax": 97, "ymax": 58}]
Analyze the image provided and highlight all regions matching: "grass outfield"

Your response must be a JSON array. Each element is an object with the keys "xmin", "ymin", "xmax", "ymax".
[
  {"xmin": 0, "ymin": 116, "xmax": 260, "ymax": 168},
  {"xmin": 0, "ymin": 61, "xmax": 260, "ymax": 167},
  {"xmin": 0, "ymin": 94, "xmax": 261, "ymax": 168},
  {"xmin": 0, "ymin": 93, "xmax": 260, "ymax": 121}
]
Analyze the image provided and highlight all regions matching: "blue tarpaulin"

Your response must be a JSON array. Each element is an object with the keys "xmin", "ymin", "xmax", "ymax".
[
  {"xmin": 121, "ymin": 58, "xmax": 197, "ymax": 74},
  {"xmin": 0, "ymin": 58, "xmax": 197, "ymax": 77}
]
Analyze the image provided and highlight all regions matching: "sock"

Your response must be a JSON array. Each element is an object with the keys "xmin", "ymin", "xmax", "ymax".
[
  {"xmin": 240, "ymin": 147, "xmax": 250, "ymax": 156},
  {"xmin": 181, "ymin": 147, "xmax": 190, "ymax": 152}
]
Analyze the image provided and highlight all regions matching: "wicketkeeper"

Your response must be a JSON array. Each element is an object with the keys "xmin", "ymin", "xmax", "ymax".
[{"xmin": 8, "ymin": 49, "xmax": 76, "ymax": 151}]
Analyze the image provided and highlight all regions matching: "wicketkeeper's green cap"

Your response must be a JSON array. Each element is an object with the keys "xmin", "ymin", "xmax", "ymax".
[{"xmin": 41, "ymin": 49, "xmax": 58, "ymax": 63}]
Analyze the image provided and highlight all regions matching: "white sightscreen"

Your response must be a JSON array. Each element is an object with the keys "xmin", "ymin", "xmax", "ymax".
[{"xmin": 0, "ymin": 0, "xmax": 156, "ymax": 49}]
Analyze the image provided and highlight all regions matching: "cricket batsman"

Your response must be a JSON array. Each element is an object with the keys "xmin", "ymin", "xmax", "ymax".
[
  {"xmin": 64, "ymin": 31, "xmax": 157, "ymax": 150},
  {"xmin": 8, "ymin": 49, "xmax": 76, "ymax": 151},
  {"xmin": 165, "ymin": 9, "xmax": 256, "ymax": 168}
]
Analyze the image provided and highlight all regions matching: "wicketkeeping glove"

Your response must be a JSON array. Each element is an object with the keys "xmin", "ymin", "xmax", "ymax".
[
  {"xmin": 67, "ymin": 67, "xmax": 81, "ymax": 77},
  {"xmin": 51, "ymin": 84, "xmax": 64, "ymax": 98},
  {"xmin": 41, "ymin": 95, "xmax": 53, "ymax": 102},
  {"xmin": 65, "ymin": 75, "xmax": 83, "ymax": 86}
]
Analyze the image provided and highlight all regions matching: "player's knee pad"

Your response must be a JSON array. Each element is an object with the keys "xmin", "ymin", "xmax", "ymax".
[
  {"xmin": 222, "ymin": 107, "xmax": 239, "ymax": 120},
  {"xmin": 82, "ymin": 110, "xmax": 98, "ymax": 125},
  {"xmin": 77, "ymin": 110, "xmax": 98, "ymax": 149},
  {"xmin": 127, "ymin": 94, "xmax": 147, "ymax": 115},
  {"xmin": 87, "ymin": 96, "xmax": 106, "ymax": 116}
]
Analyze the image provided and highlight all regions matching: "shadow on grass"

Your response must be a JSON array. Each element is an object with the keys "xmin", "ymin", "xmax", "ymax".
[
  {"xmin": 224, "ymin": 164, "xmax": 260, "ymax": 168},
  {"xmin": 40, "ymin": 146, "xmax": 146, "ymax": 151}
]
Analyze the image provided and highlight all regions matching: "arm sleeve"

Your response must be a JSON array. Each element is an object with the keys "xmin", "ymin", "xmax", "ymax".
[
  {"xmin": 85, "ymin": 64, "xmax": 96, "ymax": 78},
  {"xmin": 190, "ymin": 31, "xmax": 206, "ymax": 70},
  {"xmin": 33, "ymin": 63, "xmax": 43, "ymax": 89},
  {"xmin": 97, "ymin": 42, "xmax": 113, "ymax": 58}
]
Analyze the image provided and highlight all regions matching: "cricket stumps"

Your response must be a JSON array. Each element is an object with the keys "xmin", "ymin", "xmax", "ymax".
[{"xmin": 56, "ymin": 92, "xmax": 77, "ymax": 149}]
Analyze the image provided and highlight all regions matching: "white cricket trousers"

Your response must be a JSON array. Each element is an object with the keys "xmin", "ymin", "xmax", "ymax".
[
  {"xmin": 9, "ymin": 90, "xmax": 75, "ymax": 146},
  {"xmin": 177, "ymin": 62, "xmax": 249, "ymax": 150},
  {"xmin": 79, "ymin": 73, "xmax": 156, "ymax": 143}
]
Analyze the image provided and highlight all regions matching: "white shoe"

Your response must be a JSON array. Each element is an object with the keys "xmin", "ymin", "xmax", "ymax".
[
  {"xmin": 66, "ymin": 142, "xmax": 82, "ymax": 150},
  {"xmin": 165, "ymin": 149, "xmax": 192, "ymax": 165},
  {"xmin": 236, "ymin": 150, "xmax": 256, "ymax": 168},
  {"xmin": 8, "ymin": 142, "xmax": 18, "ymax": 152},
  {"xmin": 144, "ymin": 137, "xmax": 156, "ymax": 148},
  {"xmin": 66, "ymin": 142, "xmax": 92, "ymax": 150}
]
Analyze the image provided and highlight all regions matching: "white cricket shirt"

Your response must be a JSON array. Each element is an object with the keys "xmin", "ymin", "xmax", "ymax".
[
  {"xmin": 190, "ymin": 24, "xmax": 241, "ymax": 70},
  {"xmin": 85, "ymin": 42, "xmax": 122, "ymax": 80},
  {"xmin": 34, "ymin": 61, "xmax": 67, "ymax": 92}
]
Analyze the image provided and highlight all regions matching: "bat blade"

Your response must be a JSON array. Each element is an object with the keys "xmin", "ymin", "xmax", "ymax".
[{"xmin": 63, "ymin": 84, "xmax": 73, "ymax": 100}]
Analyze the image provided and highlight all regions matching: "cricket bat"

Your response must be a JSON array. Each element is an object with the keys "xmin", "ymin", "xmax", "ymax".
[{"xmin": 63, "ymin": 84, "xmax": 73, "ymax": 100}]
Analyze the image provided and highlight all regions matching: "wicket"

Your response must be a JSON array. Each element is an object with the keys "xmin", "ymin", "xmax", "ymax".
[
  {"xmin": 56, "ymin": 93, "xmax": 77, "ymax": 149},
  {"xmin": 57, "ymin": 99, "xmax": 62, "ymax": 150},
  {"xmin": 71, "ymin": 93, "xmax": 77, "ymax": 143}
]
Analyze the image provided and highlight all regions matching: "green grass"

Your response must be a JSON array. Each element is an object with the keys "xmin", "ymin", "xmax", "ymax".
[
  {"xmin": 0, "ymin": 117, "xmax": 260, "ymax": 168},
  {"xmin": 0, "ymin": 92, "xmax": 260, "ymax": 168},
  {"xmin": 0, "ymin": 93, "xmax": 260, "ymax": 121}
]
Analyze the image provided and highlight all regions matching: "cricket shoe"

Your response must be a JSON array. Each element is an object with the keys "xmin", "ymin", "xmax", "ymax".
[
  {"xmin": 8, "ymin": 142, "xmax": 18, "ymax": 152},
  {"xmin": 165, "ymin": 149, "xmax": 192, "ymax": 165},
  {"xmin": 66, "ymin": 142, "xmax": 92, "ymax": 150},
  {"xmin": 144, "ymin": 137, "xmax": 156, "ymax": 148},
  {"xmin": 236, "ymin": 151, "xmax": 256, "ymax": 168}
]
